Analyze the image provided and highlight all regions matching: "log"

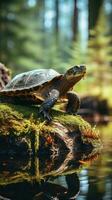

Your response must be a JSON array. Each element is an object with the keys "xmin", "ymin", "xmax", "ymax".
[
  {"xmin": 0, "ymin": 103, "xmax": 102, "ymax": 186},
  {"xmin": 0, "ymin": 103, "xmax": 101, "ymax": 156}
]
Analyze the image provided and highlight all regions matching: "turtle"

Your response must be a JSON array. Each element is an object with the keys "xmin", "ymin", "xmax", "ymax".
[{"xmin": 0, "ymin": 65, "xmax": 86, "ymax": 121}]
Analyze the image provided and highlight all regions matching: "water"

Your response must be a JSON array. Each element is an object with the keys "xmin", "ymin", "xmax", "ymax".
[
  {"xmin": 77, "ymin": 123, "xmax": 112, "ymax": 200},
  {"xmin": 0, "ymin": 123, "xmax": 112, "ymax": 200}
]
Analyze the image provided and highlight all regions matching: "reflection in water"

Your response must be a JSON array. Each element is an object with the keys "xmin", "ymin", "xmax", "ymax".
[
  {"xmin": 0, "ymin": 142, "xmax": 101, "ymax": 200},
  {"xmin": 0, "ymin": 123, "xmax": 112, "ymax": 200},
  {"xmin": 34, "ymin": 173, "xmax": 80, "ymax": 200},
  {"xmin": 79, "ymin": 123, "xmax": 112, "ymax": 200}
]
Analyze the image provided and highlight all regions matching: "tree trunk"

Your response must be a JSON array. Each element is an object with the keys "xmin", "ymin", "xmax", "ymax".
[
  {"xmin": 55, "ymin": 0, "xmax": 59, "ymax": 43},
  {"xmin": 88, "ymin": 0, "xmax": 104, "ymax": 37},
  {"xmin": 72, "ymin": 0, "xmax": 78, "ymax": 41}
]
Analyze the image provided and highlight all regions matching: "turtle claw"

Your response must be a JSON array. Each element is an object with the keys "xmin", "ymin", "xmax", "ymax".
[{"xmin": 39, "ymin": 107, "xmax": 52, "ymax": 122}]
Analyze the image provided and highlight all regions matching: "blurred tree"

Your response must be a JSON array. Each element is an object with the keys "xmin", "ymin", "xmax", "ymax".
[
  {"xmin": 104, "ymin": 0, "xmax": 112, "ymax": 35},
  {"xmin": 35, "ymin": 0, "xmax": 45, "ymax": 31},
  {"xmin": 0, "ymin": 0, "xmax": 46, "ymax": 73},
  {"xmin": 55, "ymin": 0, "xmax": 59, "ymax": 41},
  {"xmin": 72, "ymin": 0, "xmax": 78, "ymax": 41},
  {"xmin": 87, "ymin": 8, "xmax": 112, "ymax": 95},
  {"xmin": 0, "ymin": 0, "xmax": 111, "ymax": 81},
  {"xmin": 0, "ymin": 0, "xmax": 22, "ymax": 66},
  {"xmin": 68, "ymin": 36, "xmax": 86, "ymax": 65},
  {"xmin": 88, "ymin": 0, "xmax": 104, "ymax": 37}
]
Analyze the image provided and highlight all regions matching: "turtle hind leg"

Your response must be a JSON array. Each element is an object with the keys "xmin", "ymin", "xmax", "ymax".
[
  {"xmin": 39, "ymin": 89, "xmax": 59, "ymax": 122},
  {"xmin": 66, "ymin": 91, "xmax": 80, "ymax": 114}
]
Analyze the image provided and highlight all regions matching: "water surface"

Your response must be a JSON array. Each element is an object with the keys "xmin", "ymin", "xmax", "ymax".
[{"xmin": 0, "ymin": 123, "xmax": 111, "ymax": 200}]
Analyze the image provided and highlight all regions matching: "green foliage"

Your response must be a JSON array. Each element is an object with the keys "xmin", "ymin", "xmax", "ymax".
[
  {"xmin": 87, "ymin": 9, "xmax": 112, "ymax": 99},
  {"xmin": 88, "ymin": 13, "xmax": 112, "ymax": 65},
  {"xmin": 68, "ymin": 36, "xmax": 87, "ymax": 65},
  {"xmin": 0, "ymin": 0, "xmax": 112, "ymax": 106},
  {"xmin": 0, "ymin": 0, "xmax": 46, "ymax": 73}
]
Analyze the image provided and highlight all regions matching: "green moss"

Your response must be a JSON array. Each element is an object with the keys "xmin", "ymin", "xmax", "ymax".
[
  {"xmin": 54, "ymin": 113, "xmax": 88, "ymax": 128},
  {"xmin": 0, "ymin": 104, "xmax": 23, "ymax": 121},
  {"xmin": 0, "ymin": 103, "xmax": 97, "ymax": 137},
  {"xmin": 0, "ymin": 103, "xmax": 101, "ymax": 154},
  {"xmin": 0, "ymin": 105, "xmax": 29, "ymax": 134},
  {"xmin": 0, "ymin": 103, "xmax": 102, "ymax": 186},
  {"xmin": 0, "ymin": 103, "xmax": 89, "ymax": 129}
]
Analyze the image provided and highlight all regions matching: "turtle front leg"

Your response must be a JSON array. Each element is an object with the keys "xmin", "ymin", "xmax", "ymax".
[
  {"xmin": 39, "ymin": 89, "xmax": 59, "ymax": 121},
  {"xmin": 66, "ymin": 91, "xmax": 80, "ymax": 114}
]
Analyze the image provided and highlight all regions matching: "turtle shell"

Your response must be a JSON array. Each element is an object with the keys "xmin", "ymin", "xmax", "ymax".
[{"xmin": 2, "ymin": 69, "xmax": 61, "ymax": 91}]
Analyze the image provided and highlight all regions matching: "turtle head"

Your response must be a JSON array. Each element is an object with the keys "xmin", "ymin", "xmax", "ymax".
[{"xmin": 65, "ymin": 65, "xmax": 86, "ymax": 81}]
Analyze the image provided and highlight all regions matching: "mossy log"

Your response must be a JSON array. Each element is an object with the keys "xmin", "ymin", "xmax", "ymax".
[
  {"xmin": 0, "ymin": 103, "xmax": 102, "ymax": 186},
  {"xmin": 0, "ymin": 103, "xmax": 101, "ymax": 157}
]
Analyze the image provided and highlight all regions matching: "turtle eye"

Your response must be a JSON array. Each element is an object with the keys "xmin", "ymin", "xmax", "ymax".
[
  {"xmin": 73, "ymin": 66, "xmax": 80, "ymax": 73},
  {"xmin": 67, "ymin": 68, "xmax": 72, "ymax": 75}
]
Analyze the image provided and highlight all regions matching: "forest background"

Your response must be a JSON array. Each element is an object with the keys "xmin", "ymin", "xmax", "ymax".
[{"xmin": 0, "ymin": 0, "xmax": 112, "ymax": 106}]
